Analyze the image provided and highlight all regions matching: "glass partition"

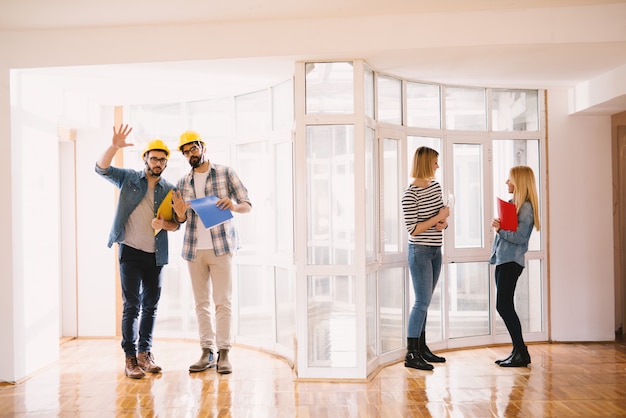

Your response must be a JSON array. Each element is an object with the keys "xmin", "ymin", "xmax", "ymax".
[
  {"xmin": 492, "ymin": 89, "xmax": 539, "ymax": 132},
  {"xmin": 377, "ymin": 75, "xmax": 402, "ymax": 125},
  {"xmin": 452, "ymin": 143, "xmax": 484, "ymax": 249},
  {"xmin": 236, "ymin": 89, "xmax": 270, "ymax": 136},
  {"xmin": 307, "ymin": 275, "xmax": 356, "ymax": 367},
  {"xmin": 306, "ymin": 125, "xmax": 355, "ymax": 265},
  {"xmin": 407, "ymin": 81, "xmax": 441, "ymax": 129},
  {"xmin": 379, "ymin": 267, "xmax": 405, "ymax": 353},
  {"xmin": 365, "ymin": 127, "xmax": 377, "ymax": 262},
  {"xmin": 382, "ymin": 137, "xmax": 401, "ymax": 254},
  {"xmin": 305, "ymin": 62, "xmax": 354, "ymax": 114},
  {"xmin": 445, "ymin": 86, "xmax": 487, "ymax": 131},
  {"xmin": 448, "ymin": 262, "xmax": 491, "ymax": 338}
]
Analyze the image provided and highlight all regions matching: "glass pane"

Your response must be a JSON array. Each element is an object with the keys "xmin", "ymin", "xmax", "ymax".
[
  {"xmin": 238, "ymin": 265, "xmax": 275, "ymax": 342},
  {"xmin": 307, "ymin": 275, "xmax": 356, "ymax": 367},
  {"xmin": 377, "ymin": 75, "xmax": 402, "ymax": 125},
  {"xmin": 448, "ymin": 262, "xmax": 490, "ymax": 338},
  {"xmin": 407, "ymin": 82, "xmax": 441, "ymax": 129},
  {"xmin": 276, "ymin": 267, "xmax": 296, "ymax": 348},
  {"xmin": 275, "ymin": 141, "xmax": 294, "ymax": 255},
  {"xmin": 306, "ymin": 125, "xmax": 355, "ymax": 265},
  {"xmin": 379, "ymin": 267, "xmax": 404, "ymax": 353},
  {"xmin": 445, "ymin": 86, "xmax": 487, "ymax": 131},
  {"xmin": 235, "ymin": 142, "xmax": 268, "ymax": 256},
  {"xmin": 272, "ymin": 79, "xmax": 294, "ymax": 132},
  {"xmin": 364, "ymin": 66, "xmax": 375, "ymax": 119},
  {"xmin": 305, "ymin": 62, "xmax": 354, "ymax": 114},
  {"xmin": 383, "ymin": 138, "xmax": 401, "ymax": 254},
  {"xmin": 453, "ymin": 143, "xmax": 484, "ymax": 248},
  {"xmin": 236, "ymin": 89, "xmax": 269, "ymax": 136},
  {"xmin": 128, "ymin": 103, "xmax": 184, "ymax": 141},
  {"xmin": 366, "ymin": 271, "xmax": 377, "ymax": 362},
  {"xmin": 188, "ymin": 98, "xmax": 234, "ymax": 139},
  {"xmin": 365, "ymin": 127, "xmax": 377, "ymax": 262},
  {"xmin": 492, "ymin": 89, "xmax": 539, "ymax": 131},
  {"xmin": 492, "ymin": 140, "xmax": 541, "ymax": 251},
  {"xmin": 495, "ymin": 259, "xmax": 543, "ymax": 335}
]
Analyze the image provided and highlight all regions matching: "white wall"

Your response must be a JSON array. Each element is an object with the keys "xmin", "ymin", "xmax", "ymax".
[
  {"xmin": 547, "ymin": 88, "xmax": 615, "ymax": 341},
  {"xmin": 76, "ymin": 123, "xmax": 119, "ymax": 337}
]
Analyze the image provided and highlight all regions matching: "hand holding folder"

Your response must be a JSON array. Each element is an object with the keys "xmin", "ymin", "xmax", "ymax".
[
  {"xmin": 154, "ymin": 189, "xmax": 174, "ymax": 235},
  {"xmin": 189, "ymin": 195, "xmax": 233, "ymax": 229},
  {"xmin": 497, "ymin": 198, "xmax": 518, "ymax": 231}
]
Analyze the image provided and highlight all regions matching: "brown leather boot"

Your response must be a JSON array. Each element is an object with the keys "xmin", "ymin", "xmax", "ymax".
[
  {"xmin": 125, "ymin": 356, "xmax": 146, "ymax": 379},
  {"xmin": 217, "ymin": 349, "xmax": 232, "ymax": 374},
  {"xmin": 137, "ymin": 352, "xmax": 162, "ymax": 373}
]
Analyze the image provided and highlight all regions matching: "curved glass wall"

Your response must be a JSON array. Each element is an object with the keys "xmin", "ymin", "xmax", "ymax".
[{"xmin": 125, "ymin": 60, "xmax": 546, "ymax": 380}]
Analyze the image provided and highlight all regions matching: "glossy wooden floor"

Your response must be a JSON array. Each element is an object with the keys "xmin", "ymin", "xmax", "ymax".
[{"xmin": 1, "ymin": 338, "xmax": 626, "ymax": 417}]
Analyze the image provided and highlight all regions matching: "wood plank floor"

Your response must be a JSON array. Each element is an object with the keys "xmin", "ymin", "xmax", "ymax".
[{"xmin": 1, "ymin": 337, "xmax": 626, "ymax": 417}]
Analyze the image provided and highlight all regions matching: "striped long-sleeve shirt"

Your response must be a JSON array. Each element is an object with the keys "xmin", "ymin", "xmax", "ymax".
[{"xmin": 401, "ymin": 181, "xmax": 444, "ymax": 246}]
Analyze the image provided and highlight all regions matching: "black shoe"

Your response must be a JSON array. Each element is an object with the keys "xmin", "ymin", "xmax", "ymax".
[
  {"xmin": 419, "ymin": 329, "xmax": 446, "ymax": 363},
  {"xmin": 404, "ymin": 351, "xmax": 434, "ymax": 371},
  {"xmin": 499, "ymin": 348, "xmax": 531, "ymax": 368},
  {"xmin": 495, "ymin": 350, "xmax": 514, "ymax": 365},
  {"xmin": 421, "ymin": 345, "xmax": 446, "ymax": 363}
]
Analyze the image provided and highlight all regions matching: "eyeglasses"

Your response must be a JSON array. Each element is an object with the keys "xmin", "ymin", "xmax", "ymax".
[
  {"xmin": 182, "ymin": 145, "xmax": 201, "ymax": 157},
  {"xmin": 149, "ymin": 157, "xmax": 167, "ymax": 165}
]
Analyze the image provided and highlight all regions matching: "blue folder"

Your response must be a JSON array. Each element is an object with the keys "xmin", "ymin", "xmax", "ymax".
[{"xmin": 189, "ymin": 195, "xmax": 233, "ymax": 229}]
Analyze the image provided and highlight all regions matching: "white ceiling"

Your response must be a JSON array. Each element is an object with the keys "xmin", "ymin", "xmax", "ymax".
[{"xmin": 3, "ymin": 0, "xmax": 626, "ymax": 113}]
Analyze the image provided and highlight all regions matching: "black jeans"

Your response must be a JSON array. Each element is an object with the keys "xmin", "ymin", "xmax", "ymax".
[
  {"xmin": 119, "ymin": 244, "xmax": 163, "ymax": 357},
  {"xmin": 495, "ymin": 262, "xmax": 525, "ymax": 350}
]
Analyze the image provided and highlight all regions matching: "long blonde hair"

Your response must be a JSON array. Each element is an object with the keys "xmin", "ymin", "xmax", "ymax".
[
  {"xmin": 410, "ymin": 147, "xmax": 438, "ymax": 180},
  {"xmin": 509, "ymin": 166, "xmax": 540, "ymax": 231}
]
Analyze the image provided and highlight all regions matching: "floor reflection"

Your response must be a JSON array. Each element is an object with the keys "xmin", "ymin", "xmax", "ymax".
[{"xmin": 1, "ymin": 338, "xmax": 625, "ymax": 417}]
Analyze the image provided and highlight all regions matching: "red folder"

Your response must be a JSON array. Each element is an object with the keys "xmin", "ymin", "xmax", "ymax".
[{"xmin": 497, "ymin": 198, "xmax": 518, "ymax": 231}]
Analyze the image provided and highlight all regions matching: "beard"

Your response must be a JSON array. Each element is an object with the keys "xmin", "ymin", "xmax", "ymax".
[
  {"xmin": 145, "ymin": 162, "xmax": 163, "ymax": 177},
  {"xmin": 189, "ymin": 155, "xmax": 203, "ymax": 168}
]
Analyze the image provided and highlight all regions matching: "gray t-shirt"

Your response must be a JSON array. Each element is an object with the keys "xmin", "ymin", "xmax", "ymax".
[{"xmin": 122, "ymin": 186, "xmax": 156, "ymax": 253}]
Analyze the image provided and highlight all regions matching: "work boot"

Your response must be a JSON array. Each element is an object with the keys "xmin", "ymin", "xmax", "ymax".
[
  {"xmin": 217, "ymin": 349, "xmax": 232, "ymax": 374},
  {"xmin": 125, "ymin": 355, "xmax": 146, "ymax": 379},
  {"xmin": 137, "ymin": 351, "xmax": 162, "ymax": 373},
  {"xmin": 189, "ymin": 348, "xmax": 216, "ymax": 372}
]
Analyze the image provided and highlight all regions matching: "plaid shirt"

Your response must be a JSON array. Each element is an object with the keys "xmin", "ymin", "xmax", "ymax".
[{"xmin": 177, "ymin": 162, "xmax": 251, "ymax": 261}]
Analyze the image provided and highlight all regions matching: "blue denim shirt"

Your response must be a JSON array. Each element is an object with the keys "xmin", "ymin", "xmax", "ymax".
[
  {"xmin": 95, "ymin": 164, "xmax": 175, "ymax": 266},
  {"xmin": 489, "ymin": 200, "xmax": 534, "ymax": 268}
]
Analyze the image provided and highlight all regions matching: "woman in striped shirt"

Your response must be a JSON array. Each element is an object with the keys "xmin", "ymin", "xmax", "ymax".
[{"xmin": 401, "ymin": 147, "xmax": 450, "ymax": 371}]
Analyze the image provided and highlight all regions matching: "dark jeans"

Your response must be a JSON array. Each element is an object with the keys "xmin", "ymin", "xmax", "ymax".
[
  {"xmin": 119, "ymin": 244, "xmax": 163, "ymax": 357},
  {"xmin": 495, "ymin": 262, "xmax": 525, "ymax": 350}
]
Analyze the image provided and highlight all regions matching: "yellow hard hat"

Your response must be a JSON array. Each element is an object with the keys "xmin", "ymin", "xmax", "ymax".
[
  {"xmin": 142, "ymin": 139, "xmax": 170, "ymax": 159},
  {"xmin": 178, "ymin": 130, "xmax": 205, "ymax": 151}
]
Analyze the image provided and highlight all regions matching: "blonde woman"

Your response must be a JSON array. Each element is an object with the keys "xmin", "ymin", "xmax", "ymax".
[
  {"xmin": 490, "ymin": 166, "xmax": 541, "ymax": 367},
  {"xmin": 401, "ymin": 147, "xmax": 450, "ymax": 370}
]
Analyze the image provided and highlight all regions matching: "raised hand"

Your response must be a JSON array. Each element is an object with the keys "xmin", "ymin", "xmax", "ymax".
[{"xmin": 112, "ymin": 124, "xmax": 134, "ymax": 149}]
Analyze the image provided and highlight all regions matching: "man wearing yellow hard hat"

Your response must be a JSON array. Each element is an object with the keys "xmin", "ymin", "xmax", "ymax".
[
  {"xmin": 171, "ymin": 130, "xmax": 252, "ymax": 374},
  {"xmin": 95, "ymin": 124, "xmax": 179, "ymax": 379}
]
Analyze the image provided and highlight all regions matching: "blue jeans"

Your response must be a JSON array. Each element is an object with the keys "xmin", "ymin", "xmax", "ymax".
[
  {"xmin": 407, "ymin": 244, "xmax": 442, "ymax": 338},
  {"xmin": 119, "ymin": 244, "xmax": 163, "ymax": 357}
]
